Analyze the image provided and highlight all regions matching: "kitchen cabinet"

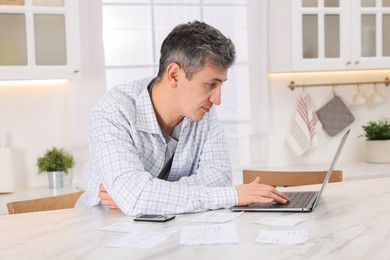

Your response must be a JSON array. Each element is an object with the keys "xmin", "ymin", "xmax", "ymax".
[
  {"xmin": 292, "ymin": 0, "xmax": 390, "ymax": 71},
  {"xmin": 269, "ymin": 0, "xmax": 390, "ymax": 72},
  {"xmin": 0, "ymin": 0, "xmax": 80, "ymax": 80}
]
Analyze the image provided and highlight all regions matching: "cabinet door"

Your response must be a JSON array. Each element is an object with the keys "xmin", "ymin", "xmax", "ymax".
[
  {"xmin": 292, "ymin": 0, "xmax": 351, "ymax": 71},
  {"xmin": 0, "ymin": 0, "xmax": 80, "ymax": 80},
  {"xmin": 351, "ymin": 0, "xmax": 390, "ymax": 69}
]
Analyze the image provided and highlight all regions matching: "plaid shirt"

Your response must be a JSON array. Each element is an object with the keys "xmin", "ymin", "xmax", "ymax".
[{"xmin": 76, "ymin": 77, "xmax": 238, "ymax": 216}]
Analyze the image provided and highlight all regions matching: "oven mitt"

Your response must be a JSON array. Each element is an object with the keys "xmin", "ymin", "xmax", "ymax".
[{"xmin": 316, "ymin": 95, "xmax": 355, "ymax": 136}]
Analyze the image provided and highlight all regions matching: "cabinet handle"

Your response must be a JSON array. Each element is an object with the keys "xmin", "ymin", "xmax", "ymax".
[
  {"xmin": 354, "ymin": 61, "xmax": 360, "ymax": 65},
  {"xmin": 346, "ymin": 61, "xmax": 351, "ymax": 65}
]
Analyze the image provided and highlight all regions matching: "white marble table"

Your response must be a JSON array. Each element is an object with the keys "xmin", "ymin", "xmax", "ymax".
[{"xmin": 1, "ymin": 177, "xmax": 390, "ymax": 260}]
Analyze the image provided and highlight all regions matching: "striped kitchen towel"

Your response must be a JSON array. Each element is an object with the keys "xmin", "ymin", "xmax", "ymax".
[{"xmin": 286, "ymin": 92, "xmax": 321, "ymax": 156}]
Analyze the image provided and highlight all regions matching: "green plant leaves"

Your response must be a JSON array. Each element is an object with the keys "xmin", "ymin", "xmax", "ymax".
[
  {"xmin": 37, "ymin": 147, "xmax": 74, "ymax": 175},
  {"xmin": 362, "ymin": 118, "xmax": 390, "ymax": 140}
]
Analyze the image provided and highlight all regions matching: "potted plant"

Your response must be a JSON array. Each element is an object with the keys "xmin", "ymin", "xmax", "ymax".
[
  {"xmin": 37, "ymin": 147, "xmax": 74, "ymax": 188},
  {"xmin": 362, "ymin": 117, "xmax": 390, "ymax": 163}
]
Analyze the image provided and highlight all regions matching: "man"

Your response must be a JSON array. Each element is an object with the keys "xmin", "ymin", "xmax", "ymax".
[{"xmin": 76, "ymin": 21, "xmax": 288, "ymax": 216}]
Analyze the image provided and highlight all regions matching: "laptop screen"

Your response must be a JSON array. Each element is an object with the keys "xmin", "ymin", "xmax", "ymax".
[{"xmin": 312, "ymin": 129, "xmax": 350, "ymax": 209}]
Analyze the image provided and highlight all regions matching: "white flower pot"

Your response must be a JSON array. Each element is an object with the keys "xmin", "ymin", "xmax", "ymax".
[
  {"xmin": 365, "ymin": 140, "xmax": 390, "ymax": 163},
  {"xmin": 47, "ymin": 171, "xmax": 65, "ymax": 189}
]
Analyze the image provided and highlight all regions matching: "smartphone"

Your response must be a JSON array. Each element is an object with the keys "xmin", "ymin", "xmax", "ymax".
[{"xmin": 133, "ymin": 214, "xmax": 176, "ymax": 223}]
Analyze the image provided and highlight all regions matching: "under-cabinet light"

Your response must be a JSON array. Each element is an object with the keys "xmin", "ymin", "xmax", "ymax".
[
  {"xmin": 268, "ymin": 69, "xmax": 390, "ymax": 78},
  {"xmin": 0, "ymin": 79, "xmax": 69, "ymax": 87}
]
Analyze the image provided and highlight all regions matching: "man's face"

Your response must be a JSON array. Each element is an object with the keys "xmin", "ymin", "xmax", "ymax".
[{"xmin": 176, "ymin": 64, "xmax": 227, "ymax": 121}]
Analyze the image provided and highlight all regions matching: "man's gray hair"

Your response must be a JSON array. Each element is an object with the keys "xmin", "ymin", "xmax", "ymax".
[{"xmin": 157, "ymin": 20, "xmax": 236, "ymax": 80}]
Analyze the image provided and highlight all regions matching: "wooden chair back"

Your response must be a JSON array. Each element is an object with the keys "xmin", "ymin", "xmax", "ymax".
[
  {"xmin": 7, "ymin": 191, "xmax": 84, "ymax": 214},
  {"xmin": 243, "ymin": 170, "xmax": 343, "ymax": 187}
]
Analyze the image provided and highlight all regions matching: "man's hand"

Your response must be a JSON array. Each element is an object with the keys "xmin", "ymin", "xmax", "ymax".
[
  {"xmin": 235, "ymin": 177, "xmax": 290, "ymax": 206},
  {"xmin": 98, "ymin": 184, "xmax": 120, "ymax": 209}
]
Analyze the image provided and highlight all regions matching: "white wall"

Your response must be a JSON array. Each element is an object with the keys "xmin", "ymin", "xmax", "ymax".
[
  {"xmin": 267, "ymin": 71, "xmax": 390, "ymax": 167},
  {"xmin": 70, "ymin": 0, "xmax": 106, "ymax": 187},
  {"xmin": 0, "ymin": 0, "xmax": 105, "ymax": 188},
  {"xmin": 0, "ymin": 83, "xmax": 72, "ymax": 187}
]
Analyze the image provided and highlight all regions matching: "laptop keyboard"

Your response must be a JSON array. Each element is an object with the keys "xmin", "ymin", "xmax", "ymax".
[{"xmin": 269, "ymin": 191, "xmax": 317, "ymax": 208}]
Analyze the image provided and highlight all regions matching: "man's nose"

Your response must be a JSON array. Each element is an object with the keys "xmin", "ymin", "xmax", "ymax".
[{"xmin": 210, "ymin": 85, "xmax": 222, "ymax": 105}]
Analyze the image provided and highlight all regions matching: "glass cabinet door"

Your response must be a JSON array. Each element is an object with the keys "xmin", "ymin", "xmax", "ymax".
[
  {"xmin": 302, "ymin": 14, "xmax": 318, "ymax": 58},
  {"xmin": 34, "ymin": 14, "xmax": 67, "ymax": 65},
  {"xmin": 324, "ymin": 14, "xmax": 340, "ymax": 58},
  {"xmin": 0, "ymin": 0, "xmax": 24, "ymax": 5},
  {"xmin": 292, "ymin": 0, "xmax": 348, "ymax": 71},
  {"xmin": 384, "ymin": 13, "xmax": 390, "ymax": 56},
  {"xmin": 32, "ymin": 0, "xmax": 63, "ymax": 6},
  {"xmin": 355, "ymin": 0, "xmax": 390, "ymax": 68},
  {"xmin": 0, "ymin": 14, "xmax": 27, "ymax": 65},
  {"xmin": 301, "ymin": 0, "xmax": 341, "ymax": 60},
  {"xmin": 361, "ymin": 14, "xmax": 376, "ymax": 57}
]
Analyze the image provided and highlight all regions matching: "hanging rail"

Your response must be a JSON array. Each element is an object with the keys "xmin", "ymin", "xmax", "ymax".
[{"xmin": 288, "ymin": 77, "xmax": 390, "ymax": 91}]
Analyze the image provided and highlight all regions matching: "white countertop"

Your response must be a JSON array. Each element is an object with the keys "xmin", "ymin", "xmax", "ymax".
[{"xmin": 1, "ymin": 177, "xmax": 390, "ymax": 259}]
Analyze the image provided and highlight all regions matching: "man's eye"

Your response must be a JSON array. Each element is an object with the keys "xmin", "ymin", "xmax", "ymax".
[{"xmin": 209, "ymin": 83, "xmax": 217, "ymax": 89}]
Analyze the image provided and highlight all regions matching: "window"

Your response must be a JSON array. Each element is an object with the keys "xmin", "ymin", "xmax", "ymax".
[{"xmin": 102, "ymin": 0, "xmax": 267, "ymax": 172}]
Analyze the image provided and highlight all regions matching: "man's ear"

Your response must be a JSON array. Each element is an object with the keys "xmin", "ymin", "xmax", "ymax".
[{"xmin": 166, "ymin": 63, "xmax": 181, "ymax": 87}]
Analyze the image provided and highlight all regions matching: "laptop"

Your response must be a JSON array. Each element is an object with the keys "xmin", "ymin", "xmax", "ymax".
[{"xmin": 231, "ymin": 129, "xmax": 350, "ymax": 213}]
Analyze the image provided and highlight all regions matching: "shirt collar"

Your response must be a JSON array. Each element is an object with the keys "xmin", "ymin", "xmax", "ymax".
[
  {"xmin": 134, "ymin": 77, "xmax": 192, "ymax": 135},
  {"xmin": 135, "ymin": 78, "xmax": 161, "ymax": 134}
]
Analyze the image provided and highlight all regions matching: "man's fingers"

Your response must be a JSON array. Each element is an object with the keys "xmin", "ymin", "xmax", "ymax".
[
  {"xmin": 276, "ymin": 191, "xmax": 290, "ymax": 202},
  {"xmin": 252, "ymin": 176, "xmax": 261, "ymax": 184},
  {"xmin": 267, "ymin": 188, "xmax": 290, "ymax": 202},
  {"xmin": 99, "ymin": 183, "xmax": 106, "ymax": 191},
  {"xmin": 253, "ymin": 181, "xmax": 290, "ymax": 203},
  {"xmin": 254, "ymin": 190, "xmax": 289, "ymax": 204},
  {"xmin": 235, "ymin": 178, "xmax": 290, "ymax": 206},
  {"xmin": 98, "ymin": 183, "xmax": 120, "ymax": 209},
  {"xmin": 101, "ymin": 199, "xmax": 119, "ymax": 209},
  {"xmin": 98, "ymin": 190, "xmax": 111, "ymax": 200}
]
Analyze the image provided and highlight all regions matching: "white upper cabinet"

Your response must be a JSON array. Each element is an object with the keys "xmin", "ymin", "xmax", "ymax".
[
  {"xmin": 292, "ymin": 0, "xmax": 349, "ymax": 71},
  {"xmin": 0, "ymin": 0, "xmax": 80, "ymax": 80},
  {"xmin": 269, "ymin": 0, "xmax": 390, "ymax": 72}
]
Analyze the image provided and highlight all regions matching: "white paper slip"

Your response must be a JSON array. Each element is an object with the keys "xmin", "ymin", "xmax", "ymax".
[
  {"xmin": 191, "ymin": 211, "xmax": 244, "ymax": 223},
  {"xmin": 100, "ymin": 222, "xmax": 151, "ymax": 233},
  {"xmin": 255, "ymin": 229, "xmax": 309, "ymax": 245},
  {"xmin": 107, "ymin": 228, "xmax": 177, "ymax": 249},
  {"xmin": 179, "ymin": 223, "xmax": 239, "ymax": 245},
  {"xmin": 254, "ymin": 217, "xmax": 304, "ymax": 227}
]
